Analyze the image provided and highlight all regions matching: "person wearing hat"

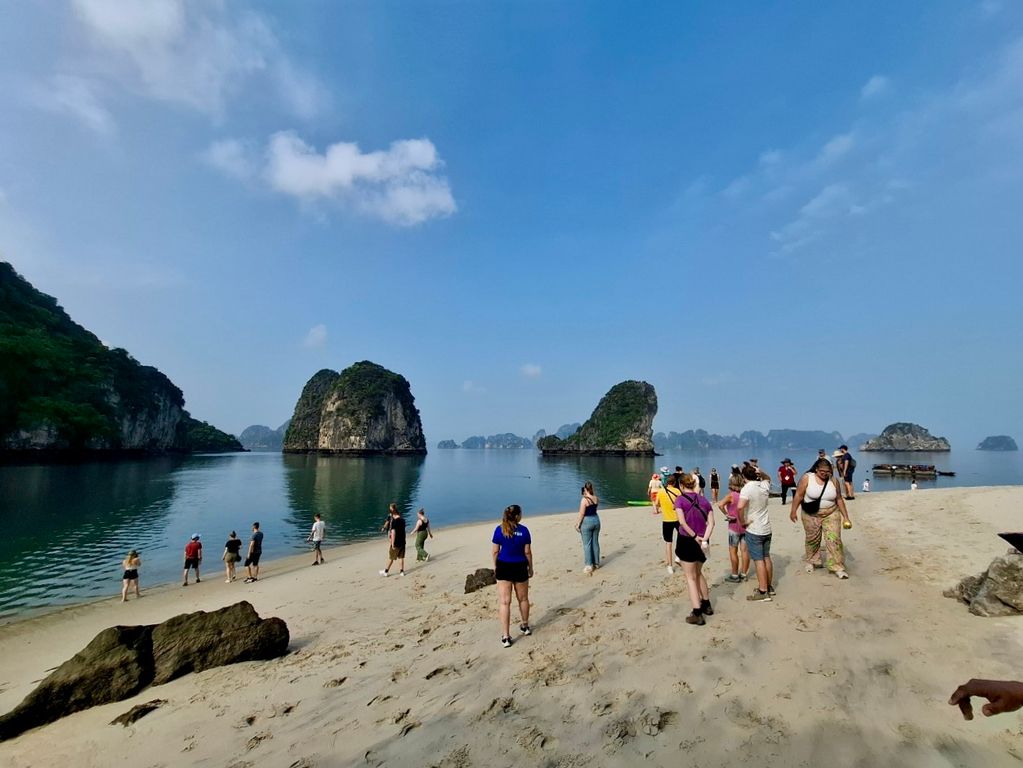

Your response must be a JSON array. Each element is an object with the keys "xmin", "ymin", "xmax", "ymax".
[
  {"xmin": 121, "ymin": 549, "xmax": 142, "ymax": 601},
  {"xmin": 182, "ymin": 533, "xmax": 203, "ymax": 586},
  {"xmin": 777, "ymin": 459, "xmax": 797, "ymax": 505}
]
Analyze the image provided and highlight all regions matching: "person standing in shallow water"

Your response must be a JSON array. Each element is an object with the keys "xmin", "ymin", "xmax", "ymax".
[
  {"xmin": 121, "ymin": 550, "xmax": 141, "ymax": 601},
  {"xmin": 492, "ymin": 504, "xmax": 533, "ymax": 648},
  {"xmin": 575, "ymin": 481, "xmax": 601, "ymax": 574},
  {"xmin": 411, "ymin": 508, "xmax": 433, "ymax": 562}
]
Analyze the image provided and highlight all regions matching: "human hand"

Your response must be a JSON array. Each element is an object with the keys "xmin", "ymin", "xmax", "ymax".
[
  {"xmin": 949, "ymin": 679, "xmax": 1023, "ymax": 720},
  {"xmin": 789, "ymin": 511, "xmax": 798, "ymax": 523}
]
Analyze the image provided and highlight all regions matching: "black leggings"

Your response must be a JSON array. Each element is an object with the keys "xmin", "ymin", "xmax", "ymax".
[{"xmin": 781, "ymin": 484, "xmax": 795, "ymax": 504}]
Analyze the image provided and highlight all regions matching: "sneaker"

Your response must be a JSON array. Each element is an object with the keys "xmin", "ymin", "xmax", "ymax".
[
  {"xmin": 804, "ymin": 563, "xmax": 815, "ymax": 574},
  {"xmin": 767, "ymin": 585, "xmax": 776, "ymax": 596},
  {"xmin": 725, "ymin": 574, "xmax": 742, "ymax": 583},
  {"xmin": 835, "ymin": 570, "xmax": 849, "ymax": 580},
  {"xmin": 739, "ymin": 573, "xmax": 748, "ymax": 581},
  {"xmin": 379, "ymin": 570, "xmax": 389, "ymax": 577},
  {"xmin": 520, "ymin": 624, "xmax": 532, "ymax": 636},
  {"xmin": 666, "ymin": 565, "xmax": 674, "ymax": 575},
  {"xmin": 746, "ymin": 590, "xmax": 772, "ymax": 602},
  {"xmin": 424, "ymin": 553, "xmax": 430, "ymax": 562},
  {"xmin": 195, "ymin": 578, "xmax": 200, "ymax": 583},
  {"xmin": 312, "ymin": 561, "xmax": 319, "ymax": 566},
  {"xmin": 583, "ymin": 565, "xmax": 593, "ymax": 575},
  {"xmin": 685, "ymin": 612, "xmax": 705, "ymax": 626},
  {"xmin": 701, "ymin": 600, "xmax": 714, "ymax": 616},
  {"xmin": 399, "ymin": 571, "xmax": 405, "ymax": 577},
  {"xmin": 674, "ymin": 556, "xmax": 682, "ymax": 564},
  {"xmin": 182, "ymin": 582, "xmax": 188, "ymax": 587},
  {"xmin": 501, "ymin": 636, "xmax": 513, "ymax": 648}
]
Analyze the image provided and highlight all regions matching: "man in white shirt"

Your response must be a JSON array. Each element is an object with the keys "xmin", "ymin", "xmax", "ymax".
[
  {"xmin": 737, "ymin": 465, "xmax": 774, "ymax": 601},
  {"xmin": 308, "ymin": 513, "xmax": 326, "ymax": 565}
]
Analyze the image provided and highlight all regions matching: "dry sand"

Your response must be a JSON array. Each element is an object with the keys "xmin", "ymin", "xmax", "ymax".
[{"xmin": 1, "ymin": 486, "xmax": 1022, "ymax": 767}]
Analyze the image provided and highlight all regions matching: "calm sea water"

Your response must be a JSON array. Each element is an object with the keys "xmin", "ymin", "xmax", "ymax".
[{"xmin": 1, "ymin": 447, "xmax": 1020, "ymax": 617}]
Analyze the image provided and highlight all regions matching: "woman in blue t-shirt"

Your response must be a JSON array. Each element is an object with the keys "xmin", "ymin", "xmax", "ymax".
[{"xmin": 492, "ymin": 504, "xmax": 533, "ymax": 648}]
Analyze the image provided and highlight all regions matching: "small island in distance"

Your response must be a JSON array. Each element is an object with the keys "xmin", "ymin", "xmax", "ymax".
[{"xmin": 977, "ymin": 435, "xmax": 1018, "ymax": 451}]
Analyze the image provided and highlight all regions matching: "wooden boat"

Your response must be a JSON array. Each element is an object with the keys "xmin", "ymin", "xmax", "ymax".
[{"xmin": 871, "ymin": 463, "xmax": 955, "ymax": 477}]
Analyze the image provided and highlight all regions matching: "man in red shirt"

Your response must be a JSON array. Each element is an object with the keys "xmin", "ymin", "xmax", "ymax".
[
  {"xmin": 777, "ymin": 459, "xmax": 797, "ymax": 505},
  {"xmin": 182, "ymin": 533, "xmax": 203, "ymax": 586}
]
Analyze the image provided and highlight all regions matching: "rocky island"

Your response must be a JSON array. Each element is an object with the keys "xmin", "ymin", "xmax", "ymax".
[
  {"xmin": 282, "ymin": 361, "xmax": 426, "ymax": 455},
  {"xmin": 538, "ymin": 380, "xmax": 656, "ymax": 456},
  {"xmin": 438, "ymin": 433, "xmax": 534, "ymax": 449},
  {"xmin": 861, "ymin": 423, "xmax": 951, "ymax": 452},
  {"xmin": 977, "ymin": 435, "xmax": 1018, "ymax": 451},
  {"xmin": 0, "ymin": 262, "xmax": 240, "ymax": 458},
  {"xmin": 239, "ymin": 420, "xmax": 291, "ymax": 451}
]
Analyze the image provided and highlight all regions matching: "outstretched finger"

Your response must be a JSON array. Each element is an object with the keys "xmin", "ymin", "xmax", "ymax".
[{"xmin": 958, "ymin": 697, "xmax": 975, "ymax": 720}]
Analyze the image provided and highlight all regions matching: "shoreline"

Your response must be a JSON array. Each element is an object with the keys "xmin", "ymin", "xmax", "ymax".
[{"xmin": 3, "ymin": 486, "xmax": 1022, "ymax": 766}]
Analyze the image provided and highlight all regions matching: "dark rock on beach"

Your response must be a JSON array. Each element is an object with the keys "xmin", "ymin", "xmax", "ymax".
[
  {"xmin": 944, "ymin": 552, "xmax": 1023, "ymax": 617},
  {"xmin": 0, "ymin": 601, "xmax": 288, "ymax": 741},
  {"xmin": 110, "ymin": 699, "xmax": 167, "ymax": 727},
  {"xmin": 465, "ymin": 568, "xmax": 497, "ymax": 593}
]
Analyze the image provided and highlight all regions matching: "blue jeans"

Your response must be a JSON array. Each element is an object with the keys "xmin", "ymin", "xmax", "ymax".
[{"xmin": 580, "ymin": 515, "xmax": 601, "ymax": 566}]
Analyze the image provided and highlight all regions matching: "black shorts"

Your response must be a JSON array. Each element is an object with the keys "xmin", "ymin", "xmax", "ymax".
[
  {"xmin": 122, "ymin": 569, "xmax": 138, "ymax": 580},
  {"xmin": 844, "ymin": 470, "xmax": 854, "ymax": 483},
  {"xmin": 674, "ymin": 535, "xmax": 706, "ymax": 564},
  {"xmin": 661, "ymin": 521, "xmax": 677, "ymax": 543},
  {"xmin": 244, "ymin": 553, "xmax": 262, "ymax": 567},
  {"xmin": 495, "ymin": 560, "xmax": 529, "ymax": 583},
  {"xmin": 183, "ymin": 558, "xmax": 200, "ymax": 570},
  {"xmin": 313, "ymin": 540, "xmax": 322, "ymax": 551}
]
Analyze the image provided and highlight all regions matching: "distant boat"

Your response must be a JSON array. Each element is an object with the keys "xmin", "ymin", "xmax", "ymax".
[{"xmin": 871, "ymin": 463, "xmax": 955, "ymax": 477}]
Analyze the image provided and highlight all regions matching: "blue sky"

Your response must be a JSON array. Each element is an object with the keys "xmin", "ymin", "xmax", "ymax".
[{"xmin": 1, "ymin": 1, "xmax": 1021, "ymax": 447}]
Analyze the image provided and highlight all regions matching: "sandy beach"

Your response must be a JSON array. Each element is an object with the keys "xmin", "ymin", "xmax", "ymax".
[{"xmin": 2, "ymin": 486, "xmax": 1022, "ymax": 767}]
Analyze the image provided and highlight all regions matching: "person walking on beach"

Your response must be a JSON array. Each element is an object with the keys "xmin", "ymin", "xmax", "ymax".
[
  {"xmin": 778, "ymin": 459, "xmax": 797, "ymax": 505},
  {"xmin": 790, "ymin": 459, "xmax": 851, "ymax": 580},
  {"xmin": 223, "ymin": 531, "xmax": 242, "ymax": 582},
  {"xmin": 709, "ymin": 468, "xmax": 720, "ymax": 503},
  {"xmin": 837, "ymin": 445, "xmax": 856, "ymax": 500},
  {"xmin": 492, "ymin": 504, "xmax": 533, "ymax": 648},
  {"xmin": 648, "ymin": 473, "xmax": 662, "ymax": 505},
  {"xmin": 655, "ymin": 473, "xmax": 682, "ymax": 574},
  {"xmin": 243, "ymin": 522, "xmax": 263, "ymax": 583},
  {"xmin": 380, "ymin": 504, "xmax": 406, "ymax": 576},
  {"xmin": 411, "ymin": 508, "xmax": 433, "ymax": 562},
  {"xmin": 121, "ymin": 549, "xmax": 141, "ymax": 601},
  {"xmin": 737, "ymin": 464, "xmax": 774, "ymax": 601},
  {"xmin": 576, "ymin": 481, "xmax": 601, "ymax": 574},
  {"xmin": 182, "ymin": 534, "xmax": 202, "ymax": 586},
  {"xmin": 674, "ymin": 473, "xmax": 715, "ymax": 625},
  {"xmin": 308, "ymin": 513, "xmax": 326, "ymax": 565},
  {"xmin": 719, "ymin": 474, "xmax": 749, "ymax": 582}
]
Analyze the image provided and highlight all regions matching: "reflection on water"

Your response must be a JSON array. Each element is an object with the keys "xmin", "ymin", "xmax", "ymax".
[
  {"xmin": 0, "ymin": 446, "xmax": 1020, "ymax": 617},
  {"xmin": 282, "ymin": 454, "xmax": 424, "ymax": 542}
]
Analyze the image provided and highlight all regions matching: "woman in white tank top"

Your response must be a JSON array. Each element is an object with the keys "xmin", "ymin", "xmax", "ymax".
[{"xmin": 789, "ymin": 459, "xmax": 851, "ymax": 579}]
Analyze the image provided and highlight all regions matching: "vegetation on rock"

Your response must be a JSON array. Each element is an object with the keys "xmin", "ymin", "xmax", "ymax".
[
  {"xmin": 282, "ymin": 369, "xmax": 339, "ymax": 451},
  {"xmin": 539, "ymin": 381, "xmax": 656, "ymax": 455},
  {"xmin": 977, "ymin": 435, "xmax": 1018, "ymax": 451},
  {"xmin": 862, "ymin": 423, "xmax": 951, "ymax": 451}
]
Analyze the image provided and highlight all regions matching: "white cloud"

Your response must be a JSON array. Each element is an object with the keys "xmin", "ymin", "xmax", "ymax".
[
  {"xmin": 860, "ymin": 75, "xmax": 890, "ymax": 100},
  {"xmin": 303, "ymin": 324, "xmax": 327, "ymax": 348},
  {"xmin": 721, "ymin": 175, "xmax": 752, "ymax": 200},
  {"xmin": 817, "ymin": 132, "xmax": 856, "ymax": 165},
  {"xmin": 759, "ymin": 149, "xmax": 783, "ymax": 167},
  {"xmin": 521, "ymin": 363, "xmax": 542, "ymax": 378},
  {"xmin": 33, "ymin": 75, "xmax": 115, "ymax": 136},
  {"xmin": 981, "ymin": 1, "xmax": 1003, "ymax": 17},
  {"xmin": 202, "ymin": 139, "xmax": 257, "ymax": 180},
  {"xmin": 462, "ymin": 380, "xmax": 486, "ymax": 394},
  {"xmin": 258, "ymin": 132, "xmax": 456, "ymax": 225},
  {"xmin": 69, "ymin": 0, "xmax": 324, "ymax": 119}
]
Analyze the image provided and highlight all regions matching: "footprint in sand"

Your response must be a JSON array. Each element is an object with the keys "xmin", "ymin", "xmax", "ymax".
[
  {"xmin": 323, "ymin": 676, "xmax": 347, "ymax": 688},
  {"xmin": 245, "ymin": 731, "xmax": 273, "ymax": 751}
]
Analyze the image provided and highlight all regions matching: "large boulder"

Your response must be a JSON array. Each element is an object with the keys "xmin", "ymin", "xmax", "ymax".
[
  {"xmin": 538, "ymin": 381, "xmax": 656, "ymax": 456},
  {"xmin": 284, "ymin": 361, "xmax": 427, "ymax": 455},
  {"xmin": 465, "ymin": 568, "xmax": 497, "ymax": 594},
  {"xmin": 944, "ymin": 552, "xmax": 1023, "ymax": 616},
  {"xmin": 151, "ymin": 601, "xmax": 290, "ymax": 684},
  {"xmin": 0, "ymin": 625, "xmax": 153, "ymax": 741},
  {"xmin": 0, "ymin": 601, "xmax": 288, "ymax": 741},
  {"xmin": 861, "ymin": 423, "xmax": 950, "ymax": 451}
]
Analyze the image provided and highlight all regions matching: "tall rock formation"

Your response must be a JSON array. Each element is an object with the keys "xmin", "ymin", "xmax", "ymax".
[
  {"xmin": 861, "ymin": 423, "xmax": 951, "ymax": 451},
  {"xmin": 283, "ymin": 362, "xmax": 426, "ymax": 455},
  {"xmin": 0, "ymin": 261, "xmax": 239, "ymax": 456},
  {"xmin": 538, "ymin": 381, "xmax": 656, "ymax": 455}
]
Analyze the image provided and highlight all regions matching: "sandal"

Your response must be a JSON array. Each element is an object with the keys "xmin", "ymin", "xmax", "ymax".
[
  {"xmin": 804, "ymin": 564, "xmax": 814, "ymax": 574},
  {"xmin": 835, "ymin": 570, "xmax": 849, "ymax": 580}
]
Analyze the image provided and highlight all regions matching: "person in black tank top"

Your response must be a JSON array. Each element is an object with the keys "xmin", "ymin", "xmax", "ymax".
[{"xmin": 575, "ymin": 481, "xmax": 601, "ymax": 574}]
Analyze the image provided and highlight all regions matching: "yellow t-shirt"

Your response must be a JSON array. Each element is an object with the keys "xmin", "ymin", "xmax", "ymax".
[{"xmin": 656, "ymin": 487, "xmax": 679, "ymax": 522}]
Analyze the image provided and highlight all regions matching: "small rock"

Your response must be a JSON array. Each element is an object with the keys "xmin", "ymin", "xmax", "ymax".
[{"xmin": 110, "ymin": 699, "xmax": 167, "ymax": 726}]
